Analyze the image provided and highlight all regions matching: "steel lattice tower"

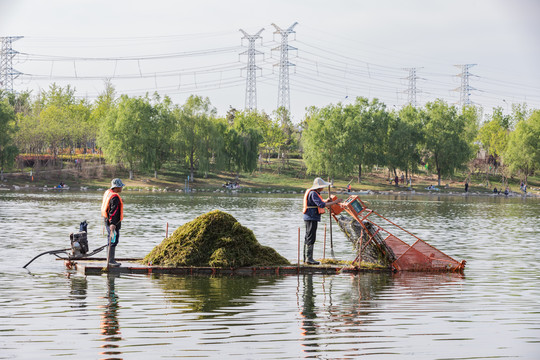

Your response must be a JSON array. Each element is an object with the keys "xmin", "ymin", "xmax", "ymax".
[
  {"xmin": 454, "ymin": 64, "xmax": 477, "ymax": 107},
  {"xmin": 239, "ymin": 28, "xmax": 264, "ymax": 111},
  {"xmin": 403, "ymin": 67, "xmax": 421, "ymax": 107},
  {"xmin": 0, "ymin": 36, "xmax": 23, "ymax": 93},
  {"xmin": 271, "ymin": 22, "xmax": 298, "ymax": 112}
]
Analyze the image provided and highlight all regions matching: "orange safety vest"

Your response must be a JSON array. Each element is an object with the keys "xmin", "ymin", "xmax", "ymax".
[
  {"xmin": 101, "ymin": 189, "xmax": 124, "ymax": 221},
  {"xmin": 302, "ymin": 189, "xmax": 326, "ymax": 214}
]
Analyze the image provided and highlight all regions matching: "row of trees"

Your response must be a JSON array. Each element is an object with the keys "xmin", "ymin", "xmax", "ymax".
[
  {"xmin": 302, "ymin": 97, "xmax": 539, "ymax": 185},
  {"xmin": 0, "ymin": 83, "xmax": 539, "ymax": 185},
  {"xmin": 0, "ymin": 83, "xmax": 299, "ymax": 181}
]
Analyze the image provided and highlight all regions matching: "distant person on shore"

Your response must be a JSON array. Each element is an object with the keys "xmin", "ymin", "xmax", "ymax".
[
  {"xmin": 302, "ymin": 178, "xmax": 342, "ymax": 265},
  {"xmin": 464, "ymin": 182, "xmax": 469, "ymax": 193},
  {"xmin": 520, "ymin": 181, "xmax": 527, "ymax": 194},
  {"xmin": 394, "ymin": 175, "xmax": 399, "ymax": 187},
  {"xmin": 101, "ymin": 178, "xmax": 125, "ymax": 267}
]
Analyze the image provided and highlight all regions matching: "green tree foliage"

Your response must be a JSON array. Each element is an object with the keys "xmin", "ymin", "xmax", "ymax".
[
  {"xmin": 302, "ymin": 98, "xmax": 391, "ymax": 182},
  {"xmin": 0, "ymin": 90, "xmax": 31, "ymax": 115},
  {"xmin": 14, "ymin": 84, "xmax": 94, "ymax": 158},
  {"xmin": 477, "ymin": 119, "xmax": 508, "ymax": 158},
  {"xmin": 146, "ymin": 94, "xmax": 175, "ymax": 178},
  {"xmin": 0, "ymin": 99, "xmax": 18, "ymax": 176},
  {"xmin": 504, "ymin": 110, "xmax": 540, "ymax": 183},
  {"xmin": 461, "ymin": 105, "xmax": 481, "ymax": 150},
  {"xmin": 98, "ymin": 95, "xmax": 156, "ymax": 179},
  {"xmin": 422, "ymin": 100, "xmax": 473, "ymax": 186},
  {"xmin": 345, "ymin": 98, "xmax": 390, "ymax": 181},
  {"xmin": 90, "ymin": 81, "xmax": 117, "ymax": 148},
  {"xmin": 511, "ymin": 102, "xmax": 531, "ymax": 125},
  {"xmin": 7, "ymin": 82, "xmax": 538, "ymax": 186},
  {"xmin": 172, "ymin": 95, "xmax": 218, "ymax": 181},
  {"xmin": 302, "ymin": 103, "xmax": 350, "ymax": 179},
  {"xmin": 225, "ymin": 110, "xmax": 263, "ymax": 175},
  {"xmin": 490, "ymin": 106, "xmax": 512, "ymax": 130},
  {"xmin": 386, "ymin": 105, "xmax": 424, "ymax": 177},
  {"xmin": 273, "ymin": 107, "xmax": 299, "ymax": 167}
]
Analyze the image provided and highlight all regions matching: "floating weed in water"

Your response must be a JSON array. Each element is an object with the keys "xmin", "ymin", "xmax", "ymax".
[
  {"xmin": 318, "ymin": 258, "xmax": 387, "ymax": 269},
  {"xmin": 143, "ymin": 210, "xmax": 290, "ymax": 267}
]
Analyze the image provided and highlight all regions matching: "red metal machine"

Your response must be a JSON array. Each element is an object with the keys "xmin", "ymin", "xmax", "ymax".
[{"xmin": 331, "ymin": 195, "xmax": 466, "ymax": 272}]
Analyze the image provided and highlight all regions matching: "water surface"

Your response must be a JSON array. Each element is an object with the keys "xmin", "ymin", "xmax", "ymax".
[{"xmin": 1, "ymin": 191, "xmax": 539, "ymax": 359}]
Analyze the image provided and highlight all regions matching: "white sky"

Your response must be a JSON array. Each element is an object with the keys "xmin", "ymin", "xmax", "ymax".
[{"xmin": 1, "ymin": 0, "xmax": 539, "ymax": 122}]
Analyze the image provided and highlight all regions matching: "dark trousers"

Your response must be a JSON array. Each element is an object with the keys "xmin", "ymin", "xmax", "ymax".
[
  {"xmin": 304, "ymin": 220, "xmax": 318, "ymax": 246},
  {"xmin": 104, "ymin": 219, "xmax": 120, "ymax": 248}
]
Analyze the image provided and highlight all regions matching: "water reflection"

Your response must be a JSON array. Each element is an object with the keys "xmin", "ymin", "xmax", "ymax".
[
  {"xmin": 99, "ymin": 274, "xmax": 123, "ymax": 360},
  {"xmin": 298, "ymin": 272, "xmax": 466, "ymax": 357},
  {"xmin": 156, "ymin": 274, "xmax": 278, "ymax": 318},
  {"xmin": 69, "ymin": 275, "xmax": 88, "ymax": 309},
  {"xmin": 300, "ymin": 274, "xmax": 319, "ymax": 356},
  {"xmin": 2, "ymin": 192, "xmax": 539, "ymax": 359}
]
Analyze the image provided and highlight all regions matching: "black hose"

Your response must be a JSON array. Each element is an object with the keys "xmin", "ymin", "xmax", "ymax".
[
  {"xmin": 23, "ymin": 248, "xmax": 70, "ymax": 268},
  {"xmin": 23, "ymin": 244, "xmax": 108, "ymax": 268}
]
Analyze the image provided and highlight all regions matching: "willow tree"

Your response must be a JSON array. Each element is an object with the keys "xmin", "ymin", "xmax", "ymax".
[
  {"xmin": 223, "ymin": 110, "xmax": 263, "ymax": 176},
  {"xmin": 0, "ymin": 100, "xmax": 18, "ymax": 179},
  {"xmin": 142, "ymin": 94, "xmax": 175, "ymax": 179},
  {"xmin": 346, "ymin": 97, "xmax": 390, "ymax": 182},
  {"xmin": 302, "ymin": 103, "xmax": 351, "ymax": 180},
  {"xmin": 504, "ymin": 110, "xmax": 540, "ymax": 184},
  {"xmin": 172, "ymin": 95, "xmax": 218, "ymax": 181},
  {"xmin": 386, "ymin": 105, "xmax": 424, "ymax": 178},
  {"xmin": 422, "ymin": 100, "xmax": 473, "ymax": 186},
  {"xmin": 98, "ymin": 95, "xmax": 156, "ymax": 179}
]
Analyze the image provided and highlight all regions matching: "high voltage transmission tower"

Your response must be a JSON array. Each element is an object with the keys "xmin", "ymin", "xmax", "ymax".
[
  {"xmin": 271, "ymin": 22, "xmax": 298, "ymax": 113},
  {"xmin": 454, "ymin": 64, "xmax": 477, "ymax": 107},
  {"xmin": 239, "ymin": 28, "xmax": 264, "ymax": 111},
  {"xmin": 402, "ymin": 67, "xmax": 422, "ymax": 107},
  {"xmin": 0, "ymin": 36, "xmax": 24, "ymax": 93}
]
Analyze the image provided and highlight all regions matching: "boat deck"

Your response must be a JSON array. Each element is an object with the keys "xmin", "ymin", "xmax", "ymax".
[{"xmin": 68, "ymin": 258, "xmax": 389, "ymax": 276}]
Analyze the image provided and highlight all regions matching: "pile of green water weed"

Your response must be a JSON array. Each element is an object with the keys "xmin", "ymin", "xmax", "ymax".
[{"xmin": 143, "ymin": 210, "xmax": 290, "ymax": 267}]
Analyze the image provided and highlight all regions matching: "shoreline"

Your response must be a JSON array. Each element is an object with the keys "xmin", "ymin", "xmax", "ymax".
[{"xmin": 1, "ymin": 182, "xmax": 537, "ymax": 199}]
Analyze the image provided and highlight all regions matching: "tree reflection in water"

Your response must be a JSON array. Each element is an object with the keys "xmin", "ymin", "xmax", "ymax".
[{"xmin": 99, "ymin": 274, "xmax": 123, "ymax": 360}]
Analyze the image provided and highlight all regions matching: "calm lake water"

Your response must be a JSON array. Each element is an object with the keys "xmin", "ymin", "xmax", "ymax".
[{"xmin": 1, "ymin": 190, "xmax": 539, "ymax": 359}]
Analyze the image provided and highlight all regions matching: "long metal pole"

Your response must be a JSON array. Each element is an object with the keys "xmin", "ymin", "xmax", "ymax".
[
  {"xmin": 328, "ymin": 184, "xmax": 335, "ymax": 258},
  {"xmin": 297, "ymin": 227, "xmax": 301, "ymax": 266},
  {"xmin": 323, "ymin": 223, "xmax": 326, "ymax": 260},
  {"xmin": 106, "ymin": 232, "xmax": 111, "ymax": 271}
]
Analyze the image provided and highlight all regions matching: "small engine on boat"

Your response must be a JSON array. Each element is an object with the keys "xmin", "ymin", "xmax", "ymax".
[
  {"xmin": 70, "ymin": 220, "xmax": 89, "ymax": 258},
  {"xmin": 24, "ymin": 220, "xmax": 109, "ymax": 268}
]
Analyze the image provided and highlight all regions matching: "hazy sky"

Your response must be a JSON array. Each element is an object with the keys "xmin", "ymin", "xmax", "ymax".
[{"xmin": 1, "ymin": 0, "xmax": 539, "ymax": 121}]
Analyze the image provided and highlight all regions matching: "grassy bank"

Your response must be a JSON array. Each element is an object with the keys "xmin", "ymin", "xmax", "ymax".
[{"xmin": 1, "ymin": 158, "xmax": 539, "ymax": 197}]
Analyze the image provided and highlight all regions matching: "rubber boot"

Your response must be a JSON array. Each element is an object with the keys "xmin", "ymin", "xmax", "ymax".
[
  {"xmin": 108, "ymin": 246, "xmax": 121, "ymax": 267},
  {"xmin": 306, "ymin": 245, "xmax": 320, "ymax": 265}
]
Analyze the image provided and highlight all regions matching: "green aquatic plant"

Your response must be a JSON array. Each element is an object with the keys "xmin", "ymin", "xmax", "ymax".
[{"xmin": 143, "ymin": 210, "xmax": 290, "ymax": 267}]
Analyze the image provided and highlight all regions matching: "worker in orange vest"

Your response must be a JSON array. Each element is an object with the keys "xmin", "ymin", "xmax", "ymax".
[
  {"xmin": 101, "ymin": 178, "xmax": 125, "ymax": 267},
  {"xmin": 302, "ymin": 177, "xmax": 342, "ymax": 265}
]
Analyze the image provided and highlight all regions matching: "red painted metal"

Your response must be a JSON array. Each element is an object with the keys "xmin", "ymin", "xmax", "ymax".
[{"xmin": 335, "ymin": 195, "xmax": 466, "ymax": 272}]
